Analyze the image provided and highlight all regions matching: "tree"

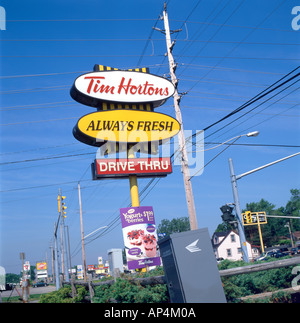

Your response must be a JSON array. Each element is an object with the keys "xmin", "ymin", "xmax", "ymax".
[
  {"xmin": 157, "ymin": 217, "xmax": 190, "ymax": 238},
  {"xmin": 5, "ymin": 273, "xmax": 20, "ymax": 284}
]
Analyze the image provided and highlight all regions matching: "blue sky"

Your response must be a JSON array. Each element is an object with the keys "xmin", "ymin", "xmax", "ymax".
[{"xmin": 0, "ymin": 0, "xmax": 299, "ymax": 274}]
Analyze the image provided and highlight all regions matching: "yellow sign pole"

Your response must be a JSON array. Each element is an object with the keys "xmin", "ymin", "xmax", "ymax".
[
  {"xmin": 128, "ymin": 145, "xmax": 140, "ymax": 207},
  {"xmin": 256, "ymin": 214, "xmax": 265, "ymax": 254}
]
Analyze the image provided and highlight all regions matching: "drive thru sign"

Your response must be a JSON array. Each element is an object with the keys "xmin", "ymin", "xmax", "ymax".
[{"xmin": 92, "ymin": 157, "xmax": 172, "ymax": 179}]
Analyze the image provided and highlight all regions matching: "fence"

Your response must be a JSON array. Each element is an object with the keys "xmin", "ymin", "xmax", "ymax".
[{"xmin": 62, "ymin": 256, "xmax": 300, "ymax": 302}]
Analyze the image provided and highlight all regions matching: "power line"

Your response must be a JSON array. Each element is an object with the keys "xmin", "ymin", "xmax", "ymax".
[{"xmin": 191, "ymin": 66, "xmax": 299, "ymax": 137}]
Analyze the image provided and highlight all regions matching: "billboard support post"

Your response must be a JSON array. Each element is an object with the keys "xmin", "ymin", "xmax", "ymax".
[{"xmin": 128, "ymin": 145, "xmax": 140, "ymax": 207}]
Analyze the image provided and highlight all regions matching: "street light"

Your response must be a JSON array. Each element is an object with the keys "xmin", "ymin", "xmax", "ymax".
[
  {"xmin": 84, "ymin": 226, "xmax": 108, "ymax": 240},
  {"xmin": 229, "ymin": 150, "xmax": 300, "ymax": 263},
  {"xmin": 246, "ymin": 131, "xmax": 259, "ymax": 137},
  {"xmin": 189, "ymin": 131, "xmax": 260, "ymax": 180}
]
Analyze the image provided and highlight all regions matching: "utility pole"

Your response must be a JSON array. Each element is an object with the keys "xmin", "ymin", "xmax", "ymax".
[
  {"xmin": 78, "ymin": 182, "xmax": 87, "ymax": 282},
  {"xmin": 60, "ymin": 221, "xmax": 65, "ymax": 278},
  {"xmin": 285, "ymin": 221, "xmax": 295, "ymax": 248},
  {"xmin": 53, "ymin": 223, "xmax": 60, "ymax": 290},
  {"xmin": 161, "ymin": 2, "xmax": 198, "ymax": 230},
  {"xmin": 58, "ymin": 189, "xmax": 69, "ymax": 282},
  {"xmin": 50, "ymin": 241, "xmax": 55, "ymax": 285},
  {"xmin": 66, "ymin": 225, "xmax": 72, "ymax": 272}
]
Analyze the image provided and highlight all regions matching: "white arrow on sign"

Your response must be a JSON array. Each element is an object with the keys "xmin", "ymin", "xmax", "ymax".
[{"xmin": 185, "ymin": 239, "xmax": 202, "ymax": 253}]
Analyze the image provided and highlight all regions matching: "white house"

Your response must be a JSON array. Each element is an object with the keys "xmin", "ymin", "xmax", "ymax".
[{"xmin": 212, "ymin": 230, "xmax": 259, "ymax": 261}]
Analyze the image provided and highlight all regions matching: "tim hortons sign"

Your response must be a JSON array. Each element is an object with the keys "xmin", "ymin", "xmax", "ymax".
[
  {"xmin": 70, "ymin": 70, "xmax": 175, "ymax": 109},
  {"xmin": 73, "ymin": 109, "xmax": 180, "ymax": 147}
]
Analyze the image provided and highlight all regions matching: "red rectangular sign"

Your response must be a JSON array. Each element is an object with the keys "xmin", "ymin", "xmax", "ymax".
[{"xmin": 93, "ymin": 157, "xmax": 172, "ymax": 179}]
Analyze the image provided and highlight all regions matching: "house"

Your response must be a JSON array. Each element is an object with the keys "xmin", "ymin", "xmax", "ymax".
[{"xmin": 212, "ymin": 230, "xmax": 258, "ymax": 261}]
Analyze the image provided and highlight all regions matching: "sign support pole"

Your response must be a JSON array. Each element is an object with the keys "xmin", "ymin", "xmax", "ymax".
[
  {"xmin": 256, "ymin": 215, "xmax": 265, "ymax": 254},
  {"xmin": 128, "ymin": 145, "xmax": 140, "ymax": 207}
]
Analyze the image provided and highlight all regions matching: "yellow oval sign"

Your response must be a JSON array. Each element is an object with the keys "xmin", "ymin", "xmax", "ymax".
[{"xmin": 73, "ymin": 110, "xmax": 180, "ymax": 146}]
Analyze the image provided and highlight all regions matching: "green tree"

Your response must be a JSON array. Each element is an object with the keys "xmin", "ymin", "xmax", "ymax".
[
  {"xmin": 157, "ymin": 217, "xmax": 190, "ymax": 238},
  {"xmin": 5, "ymin": 273, "xmax": 20, "ymax": 284},
  {"xmin": 284, "ymin": 189, "xmax": 300, "ymax": 235}
]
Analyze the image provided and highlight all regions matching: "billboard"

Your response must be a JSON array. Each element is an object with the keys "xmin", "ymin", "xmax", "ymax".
[
  {"xmin": 120, "ymin": 206, "xmax": 161, "ymax": 270},
  {"xmin": 77, "ymin": 265, "xmax": 83, "ymax": 279},
  {"xmin": 36, "ymin": 262, "xmax": 47, "ymax": 271}
]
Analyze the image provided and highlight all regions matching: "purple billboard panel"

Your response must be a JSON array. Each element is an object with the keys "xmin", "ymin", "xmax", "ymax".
[{"xmin": 120, "ymin": 206, "xmax": 161, "ymax": 270}]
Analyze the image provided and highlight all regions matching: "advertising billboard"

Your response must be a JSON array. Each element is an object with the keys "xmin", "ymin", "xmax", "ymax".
[
  {"xmin": 120, "ymin": 206, "xmax": 161, "ymax": 270},
  {"xmin": 36, "ymin": 262, "xmax": 47, "ymax": 271}
]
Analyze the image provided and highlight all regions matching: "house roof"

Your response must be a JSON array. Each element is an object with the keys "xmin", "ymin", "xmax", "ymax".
[
  {"xmin": 293, "ymin": 231, "xmax": 300, "ymax": 239},
  {"xmin": 212, "ymin": 230, "xmax": 251, "ymax": 249},
  {"xmin": 211, "ymin": 230, "xmax": 233, "ymax": 248}
]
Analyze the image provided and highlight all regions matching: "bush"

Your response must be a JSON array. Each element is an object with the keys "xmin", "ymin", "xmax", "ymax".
[
  {"xmin": 39, "ymin": 285, "xmax": 88, "ymax": 303},
  {"xmin": 93, "ymin": 267, "xmax": 169, "ymax": 303},
  {"xmin": 219, "ymin": 259, "xmax": 295, "ymax": 302}
]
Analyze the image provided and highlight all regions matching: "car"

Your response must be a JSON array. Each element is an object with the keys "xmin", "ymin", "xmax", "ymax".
[
  {"xmin": 255, "ymin": 250, "xmax": 277, "ymax": 261},
  {"xmin": 291, "ymin": 246, "xmax": 300, "ymax": 255},
  {"xmin": 278, "ymin": 247, "xmax": 289, "ymax": 256},
  {"xmin": 32, "ymin": 281, "xmax": 48, "ymax": 288},
  {"xmin": 255, "ymin": 250, "xmax": 286, "ymax": 261},
  {"xmin": 291, "ymin": 248, "xmax": 298, "ymax": 255}
]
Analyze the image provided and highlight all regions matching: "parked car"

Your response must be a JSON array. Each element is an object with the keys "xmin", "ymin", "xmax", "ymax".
[
  {"xmin": 32, "ymin": 281, "xmax": 48, "ymax": 288},
  {"xmin": 278, "ymin": 247, "xmax": 289, "ymax": 256},
  {"xmin": 255, "ymin": 250, "xmax": 286, "ymax": 261},
  {"xmin": 291, "ymin": 246, "xmax": 300, "ymax": 255}
]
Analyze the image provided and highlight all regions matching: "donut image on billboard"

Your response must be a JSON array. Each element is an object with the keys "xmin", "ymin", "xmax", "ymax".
[{"xmin": 120, "ymin": 206, "xmax": 161, "ymax": 270}]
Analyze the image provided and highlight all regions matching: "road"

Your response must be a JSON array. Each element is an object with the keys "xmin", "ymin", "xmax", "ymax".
[{"xmin": 1, "ymin": 285, "xmax": 56, "ymax": 299}]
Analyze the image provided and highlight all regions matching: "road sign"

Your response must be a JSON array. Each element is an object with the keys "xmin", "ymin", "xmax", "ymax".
[{"xmin": 242, "ymin": 211, "xmax": 267, "ymax": 226}]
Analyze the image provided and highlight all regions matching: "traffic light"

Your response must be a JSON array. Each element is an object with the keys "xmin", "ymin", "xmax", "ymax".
[
  {"xmin": 62, "ymin": 199, "xmax": 67, "ymax": 218},
  {"xmin": 57, "ymin": 195, "xmax": 61, "ymax": 213},
  {"xmin": 57, "ymin": 195, "xmax": 67, "ymax": 217},
  {"xmin": 220, "ymin": 205, "xmax": 235, "ymax": 222},
  {"xmin": 245, "ymin": 211, "xmax": 252, "ymax": 224}
]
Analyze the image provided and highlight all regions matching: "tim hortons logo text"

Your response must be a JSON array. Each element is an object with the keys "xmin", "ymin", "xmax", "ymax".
[
  {"xmin": 72, "ymin": 71, "xmax": 175, "ymax": 107},
  {"xmin": 85, "ymin": 76, "xmax": 169, "ymax": 97}
]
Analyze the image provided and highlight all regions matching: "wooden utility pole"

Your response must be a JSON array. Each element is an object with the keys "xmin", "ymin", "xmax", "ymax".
[
  {"xmin": 60, "ymin": 218, "xmax": 65, "ymax": 278},
  {"xmin": 78, "ymin": 182, "xmax": 87, "ymax": 282},
  {"xmin": 161, "ymin": 3, "xmax": 198, "ymax": 230},
  {"xmin": 50, "ymin": 242, "xmax": 55, "ymax": 284}
]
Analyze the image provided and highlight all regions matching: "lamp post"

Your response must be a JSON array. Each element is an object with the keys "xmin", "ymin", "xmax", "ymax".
[
  {"xmin": 229, "ymin": 149, "xmax": 300, "ymax": 263},
  {"xmin": 228, "ymin": 132, "xmax": 259, "ymax": 263},
  {"xmin": 189, "ymin": 131, "xmax": 260, "ymax": 180}
]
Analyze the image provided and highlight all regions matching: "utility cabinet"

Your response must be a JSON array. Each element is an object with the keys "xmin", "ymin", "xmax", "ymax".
[{"xmin": 158, "ymin": 228, "xmax": 226, "ymax": 303}]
